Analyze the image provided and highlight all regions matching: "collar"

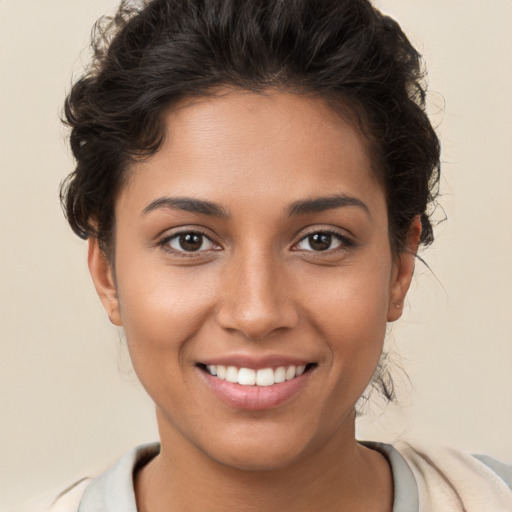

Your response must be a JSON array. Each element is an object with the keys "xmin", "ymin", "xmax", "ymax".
[
  {"xmin": 77, "ymin": 441, "xmax": 418, "ymax": 512},
  {"xmin": 78, "ymin": 442, "xmax": 160, "ymax": 512}
]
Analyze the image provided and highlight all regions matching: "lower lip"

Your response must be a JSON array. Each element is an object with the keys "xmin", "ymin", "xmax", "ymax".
[{"xmin": 199, "ymin": 369, "xmax": 311, "ymax": 410}]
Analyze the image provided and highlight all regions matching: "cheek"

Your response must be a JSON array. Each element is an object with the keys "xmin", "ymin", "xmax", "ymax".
[
  {"xmin": 300, "ymin": 258, "xmax": 391, "ymax": 336},
  {"xmin": 299, "ymin": 259, "xmax": 391, "ymax": 379},
  {"xmin": 115, "ymin": 259, "xmax": 217, "ymax": 367},
  {"xmin": 115, "ymin": 269, "xmax": 221, "ymax": 416}
]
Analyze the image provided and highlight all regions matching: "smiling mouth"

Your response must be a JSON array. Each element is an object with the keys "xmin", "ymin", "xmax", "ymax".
[{"xmin": 198, "ymin": 364, "xmax": 316, "ymax": 387}]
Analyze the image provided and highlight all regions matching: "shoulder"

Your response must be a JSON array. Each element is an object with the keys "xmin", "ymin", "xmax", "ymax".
[
  {"xmin": 46, "ymin": 478, "xmax": 91, "ymax": 512},
  {"xmin": 472, "ymin": 453, "xmax": 512, "ymax": 490},
  {"xmin": 16, "ymin": 478, "xmax": 91, "ymax": 512},
  {"xmin": 21, "ymin": 443, "xmax": 160, "ymax": 512},
  {"xmin": 49, "ymin": 442, "xmax": 159, "ymax": 512},
  {"xmin": 395, "ymin": 440, "xmax": 512, "ymax": 489},
  {"xmin": 393, "ymin": 440, "xmax": 512, "ymax": 510}
]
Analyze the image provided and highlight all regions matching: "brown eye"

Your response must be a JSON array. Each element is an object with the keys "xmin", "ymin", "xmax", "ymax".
[
  {"xmin": 168, "ymin": 232, "xmax": 217, "ymax": 252},
  {"xmin": 180, "ymin": 233, "xmax": 202, "ymax": 251},
  {"xmin": 296, "ymin": 232, "xmax": 343, "ymax": 252},
  {"xmin": 309, "ymin": 233, "xmax": 332, "ymax": 251}
]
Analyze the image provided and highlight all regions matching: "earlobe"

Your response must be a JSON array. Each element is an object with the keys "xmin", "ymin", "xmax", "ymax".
[
  {"xmin": 387, "ymin": 216, "xmax": 422, "ymax": 322},
  {"xmin": 87, "ymin": 238, "xmax": 122, "ymax": 326}
]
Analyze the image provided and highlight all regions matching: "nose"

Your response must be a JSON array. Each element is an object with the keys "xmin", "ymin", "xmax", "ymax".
[{"xmin": 216, "ymin": 248, "xmax": 299, "ymax": 340}]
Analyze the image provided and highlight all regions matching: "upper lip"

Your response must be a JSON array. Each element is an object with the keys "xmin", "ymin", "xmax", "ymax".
[{"xmin": 198, "ymin": 354, "xmax": 313, "ymax": 370}]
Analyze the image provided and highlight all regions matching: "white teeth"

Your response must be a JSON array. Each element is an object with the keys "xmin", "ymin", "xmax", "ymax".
[
  {"xmin": 216, "ymin": 365, "xmax": 226, "ymax": 379},
  {"xmin": 285, "ymin": 366, "xmax": 296, "ymax": 381},
  {"xmin": 205, "ymin": 364, "xmax": 308, "ymax": 386},
  {"xmin": 225, "ymin": 366, "xmax": 238, "ymax": 383},
  {"xmin": 256, "ymin": 368, "xmax": 275, "ymax": 386},
  {"xmin": 238, "ymin": 368, "xmax": 256, "ymax": 385},
  {"xmin": 274, "ymin": 366, "xmax": 286, "ymax": 384}
]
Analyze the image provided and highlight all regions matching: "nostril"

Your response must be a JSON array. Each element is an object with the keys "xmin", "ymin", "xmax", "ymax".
[
  {"xmin": 215, "ymin": 262, "xmax": 300, "ymax": 339},
  {"xmin": 216, "ymin": 300, "xmax": 300, "ymax": 340}
]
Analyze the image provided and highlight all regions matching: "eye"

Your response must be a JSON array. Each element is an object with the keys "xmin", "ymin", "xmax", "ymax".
[
  {"xmin": 295, "ymin": 231, "xmax": 346, "ymax": 252},
  {"xmin": 166, "ymin": 231, "xmax": 218, "ymax": 252}
]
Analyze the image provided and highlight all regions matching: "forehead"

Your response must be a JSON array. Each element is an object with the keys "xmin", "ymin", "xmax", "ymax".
[{"xmin": 119, "ymin": 90, "xmax": 385, "ymax": 218}]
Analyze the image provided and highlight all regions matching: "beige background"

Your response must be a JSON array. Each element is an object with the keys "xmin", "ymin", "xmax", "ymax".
[{"xmin": 1, "ymin": 0, "xmax": 511, "ymax": 508}]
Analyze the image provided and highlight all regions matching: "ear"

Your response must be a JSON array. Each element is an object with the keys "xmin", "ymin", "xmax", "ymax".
[
  {"xmin": 387, "ymin": 216, "xmax": 422, "ymax": 322},
  {"xmin": 88, "ymin": 237, "xmax": 122, "ymax": 326}
]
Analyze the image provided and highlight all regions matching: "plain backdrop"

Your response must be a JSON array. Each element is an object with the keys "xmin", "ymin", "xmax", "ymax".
[{"xmin": 1, "ymin": 0, "xmax": 511, "ymax": 509}]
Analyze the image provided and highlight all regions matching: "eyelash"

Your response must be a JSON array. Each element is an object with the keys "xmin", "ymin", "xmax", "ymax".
[
  {"xmin": 157, "ymin": 228, "xmax": 354, "ymax": 256},
  {"xmin": 292, "ymin": 229, "xmax": 354, "ymax": 253},
  {"xmin": 157, "ymin": 229, "xmax": 220, "ymax": 255}
]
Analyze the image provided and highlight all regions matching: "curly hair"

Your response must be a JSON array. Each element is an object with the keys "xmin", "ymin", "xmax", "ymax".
[{"xmin": 61, "ymin": 0, "xmax": 440, "ymax": 261}]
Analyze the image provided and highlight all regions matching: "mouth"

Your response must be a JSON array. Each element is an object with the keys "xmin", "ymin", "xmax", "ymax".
[
  {"xmin": 198, "ymin": 363, "xmax": 315, "ymax": 387},
  {"xmin": 196, "ymin": 356, "xmax": 317, "ymax": 409}
]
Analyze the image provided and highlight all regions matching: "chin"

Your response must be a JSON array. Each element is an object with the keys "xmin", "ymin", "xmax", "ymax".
[
  {"xmin": 196, "ymin": 421, "xmax": 328, "ymax": 473},
  {"xmin": 207, "ymin": 442, "xmax": 308, "ymax": 473}
]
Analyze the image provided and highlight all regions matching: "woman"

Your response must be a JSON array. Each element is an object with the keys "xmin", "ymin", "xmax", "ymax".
[{"xmin": 50, "ymin": 0, "xmax": 512, "ymax": 510}]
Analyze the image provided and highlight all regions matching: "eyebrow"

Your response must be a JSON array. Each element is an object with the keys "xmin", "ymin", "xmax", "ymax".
[
  {"xmin": 287, "ymin": 194, "xmax": 370, "ymax": 217},
  {"xmin": 142, "ymin": 197, "xmax": 230, "ymax": 218},
  {"xmin": 142, "ymin": 193, "xmax": 369, "ymax": 219}
]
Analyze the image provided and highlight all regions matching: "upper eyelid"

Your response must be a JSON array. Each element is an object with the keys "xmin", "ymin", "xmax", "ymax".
[
  {"xmin": 293, "ymin": 227, "xmax": 353, "ymax": 243},
  {"xmin": 156, "ymin": 226, "xmax": 353, "ymax": 249},
  {"xmin": 290, "ymin": 229, "xmax": 355, "ymax": 253},
  {"xmin": 158, "ymin": 225, "xmax": 216, "ymax": 241},
  {"xmin": 291, "ymin": 222, "xmax": 354, "ymax": 237},
  {"xmin": 158, "ymin": 228, "xmax": 220, "ymax": 251}
]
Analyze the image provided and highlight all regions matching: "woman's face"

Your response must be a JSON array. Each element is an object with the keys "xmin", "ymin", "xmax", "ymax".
[{"xmin": 90, "ymin": 90, "xmax": 417, "ymax": 471}]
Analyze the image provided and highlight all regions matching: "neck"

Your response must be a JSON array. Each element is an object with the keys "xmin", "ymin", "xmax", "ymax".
[{"xmin": 135, "ymin": 409, "xmax": 393, "ymax": 512}]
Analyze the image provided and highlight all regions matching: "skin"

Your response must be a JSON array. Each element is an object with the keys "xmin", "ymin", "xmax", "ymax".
[{"xmin": 89, "ymin": 90, "xmax": 420, "ymax": 512}]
